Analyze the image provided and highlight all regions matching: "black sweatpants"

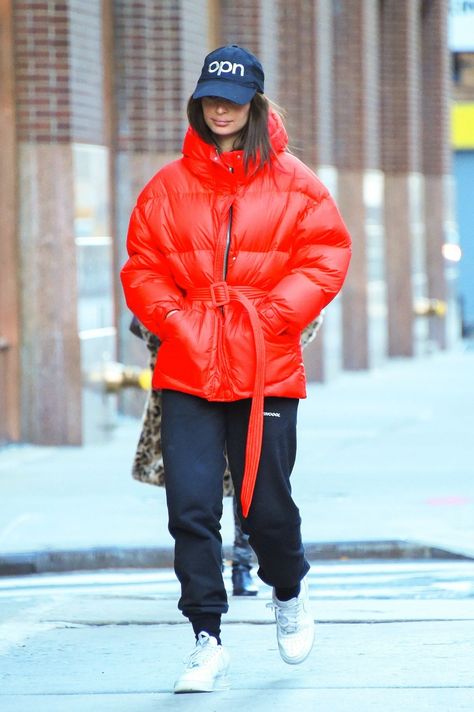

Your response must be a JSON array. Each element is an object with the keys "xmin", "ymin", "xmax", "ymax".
[{"xmin": 161, "ymin": 389, "xmax": 310, "ymax": 620}]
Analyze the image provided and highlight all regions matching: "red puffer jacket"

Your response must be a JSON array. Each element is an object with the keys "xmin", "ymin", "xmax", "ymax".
[{"xmin": 121, "ymin": 111, "xmax": 351, "ymax": 515}]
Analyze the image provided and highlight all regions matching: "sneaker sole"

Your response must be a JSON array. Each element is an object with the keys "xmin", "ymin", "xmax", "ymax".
[{"xmin": 174, "ymin": 674, "xmax": 230, "ymax": 694}]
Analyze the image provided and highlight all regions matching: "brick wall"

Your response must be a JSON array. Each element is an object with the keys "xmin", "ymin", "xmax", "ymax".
[
  {"xmin": 421, "ymin": 0, "xmax": 450, "ymax": 176},
  {"xmin": 380, "ymin": 0, "xmax": 421, "ymax": 173},
  {"xmin": 14, "ymin": 0, "xmax": 71, "ymax": 142},
  {"xmin": 13, "ymin": 0, "xmax": 104, "ymax": 144},
  {"xmin": 219, "ymin": 0, "xmax": 280, "ymax": 111},
  {"xmin": 362, "ymin": 0, "xmax": 380, "ymax": 169},
  {"xmin": 277, "ymin": 0, "xmax": 317, "ymax": 164},
  {"xmin": 69, "ymin": 0, "xmax": 104, "ymax": 143},
  {"xmin": 113, "ymin": 0, "xmax": 182, "ymax": 153},
  {"xmin": 180, "ymin": 0, "xmax": 209, "ymax": 131},
  {"xmin": 333, "ymin": 0, "xmax": 380, "ymax": 170},
  {"xmin": 220, "ymin": 0, "xmax": 260, "ymax": 51},
  {"xmin": 113, "ymin": 0, "xmax": 209, "ymax": 154},
  {"xmin": 333, "ymin": 1, "xmax": 363, "ymax": 170},
  {"xmin": 315, "ymin": 0, "xmax": 334, "ymax": 167}
]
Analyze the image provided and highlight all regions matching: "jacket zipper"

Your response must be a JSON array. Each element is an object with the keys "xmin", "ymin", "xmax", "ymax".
[
  {"xmin": 223, "ymin": 205, "xmax": 233, "ymax": 279},
  {"xmin": 218, "ymin": 166, "xmax": 234, "ymax": 398},
  {"xmin": 223, "ymin": 165, "xmax": 234, "ymax": 280}
]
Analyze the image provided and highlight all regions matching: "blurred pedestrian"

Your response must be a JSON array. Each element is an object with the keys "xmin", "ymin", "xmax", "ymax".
[{"xmin": 121, "ymin": 44, "xmax": 351, "ymax": 693}]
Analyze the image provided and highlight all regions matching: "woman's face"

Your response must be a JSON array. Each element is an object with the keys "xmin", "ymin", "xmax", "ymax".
[{"xmin": 201, "ymin": 96, "xmax": 251, "ymax": 151}]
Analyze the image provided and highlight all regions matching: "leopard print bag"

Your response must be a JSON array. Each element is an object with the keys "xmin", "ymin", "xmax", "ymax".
[{"xmin": 131, "ymin": 314, "xmax": 324, "ymax": 496}]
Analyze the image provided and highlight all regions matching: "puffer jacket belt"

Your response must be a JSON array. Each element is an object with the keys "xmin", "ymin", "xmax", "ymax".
[{"xmin": 187, "ymin": 283, "xmax": 267, "ymax": 518}]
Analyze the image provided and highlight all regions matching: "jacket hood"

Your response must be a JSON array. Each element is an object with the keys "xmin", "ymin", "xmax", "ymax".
[{"xmin": 181, "ymin": 109, "xmax": 288, "ymax": 188}]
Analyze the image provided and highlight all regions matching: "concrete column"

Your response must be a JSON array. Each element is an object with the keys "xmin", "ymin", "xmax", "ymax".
[
  {"xmin": 421, "ymin": 0, "xmax": 454, "ymax": 349},
  {"xmin": 333, "ymin": 0, "xmax": 384, "ymax": 370},
  {"xmin": 18, "ymin": 144, "xmax": 82, "ymax": 444},
  {"xmin": 277, "ymin": 0, "xmax": 317, "ymax": 379},
  {"xmin": 311, "ymin": 1, "xmax": 343, "ymax": 382},
  {"xmin": 381, "ymin": 0, "xmax": 423, "ymax": 357},
  {"xmin": 12, "ymin": 0, "xmax": 82, "ymax": 444},
  {"xmin": 0, "ymin": 0, "xmax": 20, "ymax": 442},
  {"xmin": 259, "ymin": 0, "xmax": 279, "ymax": 101}
]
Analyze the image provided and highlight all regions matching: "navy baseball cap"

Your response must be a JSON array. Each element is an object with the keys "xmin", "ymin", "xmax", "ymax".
[{"xmin": 192, "ymin": 45, "xmax": 264, "ymax": 105}]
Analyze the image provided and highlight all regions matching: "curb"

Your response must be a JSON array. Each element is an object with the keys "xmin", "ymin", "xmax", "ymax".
[{"xmin": 1, "ymin": 540, "xmax": 472, "ymax": 577}]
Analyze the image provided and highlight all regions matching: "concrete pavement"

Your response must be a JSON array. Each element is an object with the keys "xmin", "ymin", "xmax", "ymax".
[
  {"xmin": 0, "ymin": 564, "xmax": 473, "ymax": 710},
  {"xmin": 1, "ymin": 344, "xmax": 473, "ymax": 573}
]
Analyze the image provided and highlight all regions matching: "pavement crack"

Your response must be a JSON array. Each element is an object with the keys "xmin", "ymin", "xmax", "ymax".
[{"xmin": 40, "ymin": 617, "xmax": 474, "ymax": 628}]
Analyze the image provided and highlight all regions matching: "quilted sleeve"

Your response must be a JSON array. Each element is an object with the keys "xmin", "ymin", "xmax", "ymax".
[
  {"xmin": 258, "ymin": 191, "xmax": 351, "ymax": 335},
  {"xmin": 120, "ymin": 201, "xmax": 184, "ymax": 337}
]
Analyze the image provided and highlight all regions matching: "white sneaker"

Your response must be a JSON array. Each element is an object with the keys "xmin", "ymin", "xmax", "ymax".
[
  {"xmin": 174, "ymin": 632, "xmax": 230, "ymax": 693},
  {"xmin": 267, "ymin": 576, "xmax": 315, "ymax": 665}
]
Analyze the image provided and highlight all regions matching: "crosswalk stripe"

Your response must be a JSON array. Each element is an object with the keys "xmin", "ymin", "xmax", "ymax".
[{"xmin": 0, "ymin": 561, "xmax": 473, "ymax": 600}]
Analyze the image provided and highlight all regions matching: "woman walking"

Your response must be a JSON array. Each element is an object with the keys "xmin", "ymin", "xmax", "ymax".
[{"xmin": 121, "ymin": 44, "xmax": 351, "ymax": 693}]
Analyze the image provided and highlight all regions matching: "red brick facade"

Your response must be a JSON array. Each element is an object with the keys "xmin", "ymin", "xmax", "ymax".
[
  {"xmin": 220, "ymin": 0, "xmax": 261, "ymax": 50},
  {"xmin": 13, "ymin": 1, "xmax": 72, "ymax": 143},
  {"xmin": 277, "ymin": 0, "xmax": 318, "ymax": 165},
  {"xmin": 113, "ymin": 0, "xmax": 182, "ymax": 153},
  {"xmin": 421, "ymin": 0, "xmax": 450, "ymax": 177},
  {"xmin": 381, "ymin": 0, "xmax": 422, "ymax": 174},
  {"xmin": 13, "ymin": 0, "xmax": 105, "ymax": 144}
]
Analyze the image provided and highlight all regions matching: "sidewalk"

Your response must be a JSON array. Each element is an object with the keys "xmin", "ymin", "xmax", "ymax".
[
  {"xmin": 0, "ymin": 564, "xmax": 473, "ymax": 710},
  {"xmin": 1, "ymin": 345, "xmax": 473, "ymax": 573}
]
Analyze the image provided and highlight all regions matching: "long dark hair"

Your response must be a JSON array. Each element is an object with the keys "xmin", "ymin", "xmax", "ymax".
[{"xmin": 187, "ymin": 93, "xmax": 283, "ymax": 172}]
